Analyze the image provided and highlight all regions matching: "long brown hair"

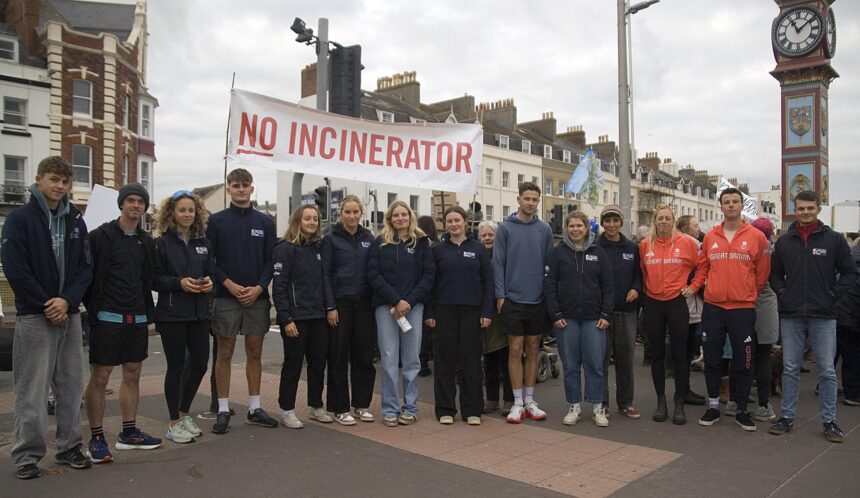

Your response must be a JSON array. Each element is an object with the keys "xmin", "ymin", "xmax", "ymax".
[{"xmin": 282, "ymin": 205, "xmax": 322, "ymax": 245}]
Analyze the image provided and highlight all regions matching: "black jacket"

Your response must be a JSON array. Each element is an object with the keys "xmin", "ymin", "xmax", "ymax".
[
  {"xmin": 544, "ymin": 233, "xmax": 614, "ymax": 322},
  {"xmin": 85, "ymin": 219, "xmax": 156, "ymax": 325},
  {"xmin": 597, "ymin": 233, "xmax": 642, "ymax": 313},
  {"xmin": 836, "ymin": 244, "xmax": 860, "ymax": 326},
  {"xmin": 272, "ymin": 239, "xmax": 325, "ymax": 326},
  {"xmin": 770, "ymin": 221, "xmax": 858, "ymax": 319},
  {"xmin": 152, "ymin": 230, "xmax": 217, "ymax": 322},
  {"xmin": 367, "ymin": 235, "xmax": 435, "ymax": 308},
  {"xmin": 1, "ymin": 192, "xmax": 92, "ymax": 315},
  {"xmin": 425, "ymin": 233, "xmax": 495, "ymax": 319},
  {"xmin": 206, "ymin": 204, "xmax": 276, "ymax": 299},
  {"xmin": 321, "ymin": 223, "xmax": 374, "ymax": 309}
]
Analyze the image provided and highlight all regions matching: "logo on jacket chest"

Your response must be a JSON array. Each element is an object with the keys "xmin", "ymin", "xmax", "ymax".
[
  {"xmin": 463, "ymin": 251, "xmax": 476, "ymax": 258},
  {"xmin": 407, "ymin": 247, "xmax": 415, "ymax": 254},
  {"xmin": 585, "ymin": 254, "xmax": 598, "ymax": 262},
  {"xmin": 251, "ymin": 229, "xmax": 264, "ymax": 237},
  {"xmin": 361, "ymin": 241, "xmax": 371, "ymax": 248},
  {"xmin": 812, "ymin": 248, "xmax": 827, "ymax": 256},
  {"xmin": 195, "ymin": 246, "xmax": 208, "ymax": 254},
  {"xmin": 622, "ymin": 253, "xmax": 634, "ymax": 261}
]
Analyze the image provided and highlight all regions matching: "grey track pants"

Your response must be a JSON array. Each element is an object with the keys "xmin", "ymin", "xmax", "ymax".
[
  {"xmin": 11, "ymin": 314, "xmax": 84, "ymax": 466},
  {"xmin": 603, "ymin": 311, "xmax": 637, "ymax": 409}
]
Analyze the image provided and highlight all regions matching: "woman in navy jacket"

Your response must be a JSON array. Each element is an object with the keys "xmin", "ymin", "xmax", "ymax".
[
  {"xmin": 424, "ymin": 206, "xmax": 493, "ymax": 425},
  {"xmin": 367, "ymin": 200, "xmax": 435, "ymax": 427},
  {"xmin": 273, "ymin": 205, "xmax": 330, "ymax": 429},
  {"xmin": 545, "ymin": 211, "xmax": 614, "ymax": 427},
  {"xmin": 153, "ymin": 190, "xmax": 216, "ymax": 443},
  {"xmin": 321, "ymin": 195, "xmax": 376, "ymax": 425}
]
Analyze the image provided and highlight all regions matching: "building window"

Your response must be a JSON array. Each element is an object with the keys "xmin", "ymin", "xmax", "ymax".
[
  {"xmin": 613, "ymin": 192, "xmax": 618, "ymax": 204},
  {"xmin": 2, "ymin": 156, "xmax": 26, "ymax": 203},
  {"xmin": 140, "ymin": 101, "xmax": 153, "ymax": 138},
  {"xmin": 558, "ymin": 180, "xmax": 566, "ymax": 197},
  {"xmin": 499, "ymin": 135, "xmax": 509, "ymax": 149},
  {"xmin": 409, "ymin": 195, "xmax": 419, "ymax": 213},
  {"xmin": 138, "ymin": 157, "xmax": 152, "ymax": 193},
  {"xmin": 409, "ymin": 116, "xmax": 426, "ymax": 124},
  {"xmin": 517, "ymin": 174, "xmax": 524, "ymax": 186},
  {"xmin": 73, "ymin": 80, "xmax": 92, "ymax": 117},
  {"xmin": 562, "ymin": 150, "xmax": 572, "ymax": 163},
  {"xmin": 543, "ymin": 144, "xmax": 552, "ymax": 159},
  {"xmin": 603, "ymin": 190, "xmax": 608, "ymax": 204},
  {"xmin": 486, "ymin": 205, "xmax": 494, "ymax": 221},
  {"xmin": 121, "ymin": 154, "xmax": 129, "ymax": 185},
  {"xmin": 0, "ymin": 36, "xmax": 16, "ymax": 62},
  {"xmin": 122, "ymin": 94, "xmax": 130, "ymax": 128},
  {"xmin": 72, "ymin": 144, "xmax": 91, "ymax": 188},
  {"xmin": 503, "ymin": 205, "xmax": 510, "ymax": 218},
  {"xmin": 387, "ymin": 192, "xmax": 397, "ymax": 206},
  {"xmin": 377, "ymin": 110, "xmax": 394, "ymax": 123},
  {"xmin": 532, "ymin": 176, "xmax": 539, "ymax": 185},
  {"xmin": 3, "ymin": 97, "xmax": 27, "ymax": 128},
  {"xmin": 521, "ymin": 139, "xmax": 531, "ymax": 154},
  {"xmin": 485, "ymin": 168, "xmax": 493, "ymax": 186},
  {"xmin": 502, "ymin": 171, "xmax": 510, "ymax": 188},
  {"xmin": 545, "ymin": 179, "xmax": 553, "ymax": 196}
]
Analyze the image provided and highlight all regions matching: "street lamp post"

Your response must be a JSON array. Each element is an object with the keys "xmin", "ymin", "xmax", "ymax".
[
  {"xmin": 617, "ymin": 0, "xmax": 658, "ymax": 233},
  {"xmin": 290, "ymin": 17, "xmax": 330, "ymax": 213}
]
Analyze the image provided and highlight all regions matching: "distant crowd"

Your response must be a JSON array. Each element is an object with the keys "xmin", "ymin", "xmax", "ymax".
[{"xmin": 3, "ymin": 156, "xmax": 858, "ymax": 481}]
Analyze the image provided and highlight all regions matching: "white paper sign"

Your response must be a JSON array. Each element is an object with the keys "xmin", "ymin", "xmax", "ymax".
[
  {"xmin": 717, "ymin": 177, "xmax": 758, "ymax": 220},
  {"xmin": 83, "ymin": 184, "xmax": 119, "ymax": 231}
]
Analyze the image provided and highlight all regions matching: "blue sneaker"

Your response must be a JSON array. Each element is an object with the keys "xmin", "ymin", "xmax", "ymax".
[
  {"xmin": 115, "ymin": 429, "xmax": 162, "ymax": 451},
  {"xmin": 88, "ymin": 436, "xmax": 113, "ymax": 463}
]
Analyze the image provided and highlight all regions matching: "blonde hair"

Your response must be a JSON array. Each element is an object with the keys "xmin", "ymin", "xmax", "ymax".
[
  {"xmin": 648, "ymin": 204, "xmax": 677, "ymax": 247},
  {"xmin": 381, "ymin": 200, "xmax": 425, "ymax": 247},
  {"xmin": 282, "ymin": 205, "xmax": 322, "ymax": 245},
  {"xmin": 155, "ymin": 192, "xmax": 207, "ymax": 237},
  {"xmin": 339, "ymin": 194, "xmax": 364, "ymax": 215}
]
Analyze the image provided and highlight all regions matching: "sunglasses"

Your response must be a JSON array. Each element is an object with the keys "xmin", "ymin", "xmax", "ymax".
[{"xmin": 172, "ymin": 189, "xmax": 193, "ymax": 200}]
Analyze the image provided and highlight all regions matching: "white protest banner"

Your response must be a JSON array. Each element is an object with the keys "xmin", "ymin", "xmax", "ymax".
[
  {"xmin": 226, "ymin": 89, "xmax": 483, "ymax": 193},
  {"xmin": 717, "ymin": 177, "xmax": 758, "ymax": 220},
  {"xmin": 83, "ymin": 184, "xmax": 119, "ymax": 230}
]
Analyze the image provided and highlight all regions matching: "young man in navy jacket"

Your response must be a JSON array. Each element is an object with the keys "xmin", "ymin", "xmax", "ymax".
[
  {"xmin": 2, "ymin": 157, "xmax": 92, "ymax": 479},
  {"xmin": 769, "ymin": 190, "xmax": 858, "ymax": 442},
  {"xmin": 206, "ymin": 169, "xmax": 278, "ymax": 433}
]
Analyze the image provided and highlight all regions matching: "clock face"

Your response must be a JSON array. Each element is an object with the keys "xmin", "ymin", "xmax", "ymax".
[
  {"xmin": 825, "ymin": 9, "xmax": 836, "ymax": 58},
  {"xmin": 773, "ymin": 6, "xmax": 824, "ymax": 57}
]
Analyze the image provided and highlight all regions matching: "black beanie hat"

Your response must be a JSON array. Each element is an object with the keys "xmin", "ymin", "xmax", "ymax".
[{"xmin": 117, "ymin": 182, "xmax": 150, "ymax": 210}]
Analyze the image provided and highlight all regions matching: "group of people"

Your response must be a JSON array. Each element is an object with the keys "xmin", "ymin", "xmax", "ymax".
[{"xmin": 3, "ymin": 158, "xmax": 858, "ymax": 482}]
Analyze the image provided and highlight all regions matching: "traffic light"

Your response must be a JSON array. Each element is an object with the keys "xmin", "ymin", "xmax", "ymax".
[
  {"xmin": 550, "ymin": 204, "xmax": 563, "ymax": 234},
  {"xmin": 314, "ymin": 185, "xmax": 329, "ymax": 221},
  {"xmin": 329, "ymin": 45, "xmax": 363, "ymax": 117}
]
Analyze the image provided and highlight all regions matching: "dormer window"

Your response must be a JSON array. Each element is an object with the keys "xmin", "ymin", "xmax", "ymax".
[
  {"xmin": 377, "ymin": 110, "xmax": 394, "ymax": 123},
  {"xmin": 543, "ymin": 144, "xmax": 552, "ymax": 159},
  {"xmin": 0, "ymin": 36, "xmax": 17, "ymax": 62},
  {"xmin": 409, "ymin": 116, "xmax": 426, "ymax": 124},
  {"xmin": 499, "ymin": 135, "xmax": 509, "ymax": 149},
  {"xmin": 521, "ymin": 139, "xmax": 531, "ymax": 154},
  {"xmin": 562, "ymin": 150, "xmax": 571, "ymax": 163}
]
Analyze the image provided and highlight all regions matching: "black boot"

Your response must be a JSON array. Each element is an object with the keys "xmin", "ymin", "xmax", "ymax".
[
  {"xmin": 684, "ymin": 390, "xmax": 706, "ymax": 405},
  {"xmin": 673, "ymin": 401, "xmax": 686, "ymax": 425},
  {"xmin": 418, "ymin": 361, "xmax": 432, "ymax": 377},
  {"xmin": 653, "ymin": 395, "xmax": 668, "ymax": 422}
]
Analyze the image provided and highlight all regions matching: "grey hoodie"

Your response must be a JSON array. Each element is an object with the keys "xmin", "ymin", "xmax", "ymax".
[
  {"xmin": 492, "ymin": 211, "xmax": 554, "ymax": 303},
  {"xmin": 29, "ymin": 183, "xmax": 69, "ymax": 291}
]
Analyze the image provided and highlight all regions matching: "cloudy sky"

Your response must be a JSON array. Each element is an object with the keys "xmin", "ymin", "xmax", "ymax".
[{"xmin": 139, "ymin": 0, "xmax": 859, "ymax": 206}]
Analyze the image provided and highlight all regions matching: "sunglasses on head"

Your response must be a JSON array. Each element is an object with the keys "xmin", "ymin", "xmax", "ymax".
[{"xmin": 172, "ymin": 189, "xmax": 193, "ymax": 200}]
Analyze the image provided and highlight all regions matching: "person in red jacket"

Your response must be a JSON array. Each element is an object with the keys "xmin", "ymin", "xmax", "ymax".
[
  {"xmin": 695, "ymin": 188, "xmax": 771, "ymax": 432},
  {"xmin": 640, "ymin": 205, "xmax": 705, "ymax": 425}
]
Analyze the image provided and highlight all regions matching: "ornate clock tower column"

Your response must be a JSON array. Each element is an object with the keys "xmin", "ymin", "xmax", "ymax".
[{"xmin": 770, "ymin": 0, "xmax": 837, "ymax": 227}]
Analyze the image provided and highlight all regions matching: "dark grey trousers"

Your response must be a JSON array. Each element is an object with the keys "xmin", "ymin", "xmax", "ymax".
[{"xmin": 603, "ymin": 311, "xmax": 637, "ymax": 409}]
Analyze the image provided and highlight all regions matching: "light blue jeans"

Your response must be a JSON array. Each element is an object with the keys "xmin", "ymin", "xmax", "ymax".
[
  {"xmin": 780, "ymin": 318, "xmax": 837, "ymax": 423},
  {"xmin": 375, "ymin": 304, "xmax": 423, "ymax": 418},
  {"xmin": 555, "ymin": 319, "xmax": 605, "ymax": 404}
]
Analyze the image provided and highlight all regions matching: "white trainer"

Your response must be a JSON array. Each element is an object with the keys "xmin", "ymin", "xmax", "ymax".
[{"xmin": 563, "ymin": 404, "xmax": 582, "ymax": 426}]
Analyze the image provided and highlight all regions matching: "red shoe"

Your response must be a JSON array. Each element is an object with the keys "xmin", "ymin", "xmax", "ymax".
[
  {"xmin": 525, "ymin": 401, "xmax": 547, "ymax": 421},
  {"xmin": 506, "ymin": 404, "xmax": 526, "ymax": 423}
]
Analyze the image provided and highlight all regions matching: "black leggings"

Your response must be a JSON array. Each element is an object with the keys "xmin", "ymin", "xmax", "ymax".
[
  {"xmin": 327, "ymin": 298, "xmax": 376, "ymax": 413},
  {"xmin": 158, "ymin": 320, "xmax": 210, "ymax": 421},
  {"xmin": 279, "ymin": 319, "xmax": 328, "ymax": 411},
  {"xmin": 484, "ymin": 347, "xmax": 513, "ymax": 403},
  {"xmin": 644, "ymin": 296, "xmax": 690, "ymax": 400}
]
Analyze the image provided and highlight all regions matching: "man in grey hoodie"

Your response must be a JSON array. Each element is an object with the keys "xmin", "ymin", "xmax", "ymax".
[
  {"xmin": 493, "ymin": 182, "xmax": 554, "ymax": 423},
  {"xmin": 1, "ymin": 156, "xmax": 92, "ymax": 479}
]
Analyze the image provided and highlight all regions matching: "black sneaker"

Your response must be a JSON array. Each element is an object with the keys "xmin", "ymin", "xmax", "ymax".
[
  {"xmin": 246, "ymin": 408, "xmax": 278, "ymax": 428},
  {"xmin": 698, "ymin": 408, "xmax": 720, "ymax": 426},
  {"xmin": 55, "ymin": 444, "xmax": 92, "ymax": 469},
  {"xmin": 823, "ymin": 421, "xmax": 844, "ymax": 443},
  {"xmin": 769, "ymin": 416, "xmax": 794, "ymax": 435},
  {"xmin": 735, "ymin": 411, "xmax": 757, "ymax": 432},
  {"xmin": 212, "ymin": 411, "xmax": 231, "ymax": 434},
  {"xmin": 16, "ymin": 463, "xmax": 41, "ymax": 480}
]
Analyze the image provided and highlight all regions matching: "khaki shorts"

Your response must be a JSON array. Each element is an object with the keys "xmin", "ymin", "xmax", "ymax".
[{"xmin": 211, "ymin": 297, "xmax": 272, "ymax": 337}]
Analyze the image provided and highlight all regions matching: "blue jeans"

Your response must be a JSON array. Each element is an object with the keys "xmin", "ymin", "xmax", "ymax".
[
  {"xmin": 780, "ymin": 318, "xmax": 837, "ymax": 422},
  {"xmin": 555, "ymin": 319, "xmax": 605, "ymax": 404},
  {"xmin": 376, "ymin": 304, "xmax": 423, "ymax": 418}
]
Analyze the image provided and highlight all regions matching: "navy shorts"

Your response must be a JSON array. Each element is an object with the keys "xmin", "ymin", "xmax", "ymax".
[{"xmin": 89, "ymin": 322, "xmax": 149, "ymax": 365}]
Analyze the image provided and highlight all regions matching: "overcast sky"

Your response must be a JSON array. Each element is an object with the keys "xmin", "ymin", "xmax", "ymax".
[{"xmin": 140, "ymin": 0, "xmax": 860, "ymax": 206}]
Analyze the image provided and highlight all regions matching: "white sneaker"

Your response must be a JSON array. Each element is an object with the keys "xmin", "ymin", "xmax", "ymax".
[
  {"xmin": 439, "ymin": 415, "xmax": 454, "ymax": 425},
  {"xmin": 180, "ymin": 415, "xmax": 202, "ymax": 437},
  {"xmin": 334, "ymin": 412, "xmax": 357, "ymax": 426},
  {"xmin": 593, "ymin": 407, "xmax": 610, "ymax": 427},
  {"xmin": 281, "ymin": 410, "xmax": 304, "ymax": 429},
  {"xmin": 353, "ymin": 408, "xmax": 375, "ymax": 423},
  {"xmin": 309, "ymin": 407, "xmax": 333, "ymax": 423},
  {"xmin": 166, "ymin": 422, "xmax": 196, "ymax": 443},
  {"xmin": 563, "ymin": 404, "xmax": 582, "ymax": 426},
  {"xmin": 525, "ymin": 400, "xmax": 547, "ymax": 421},
  {"xmin": 507, "ymin": 404, "xmax": 526, "ymax": 424}
]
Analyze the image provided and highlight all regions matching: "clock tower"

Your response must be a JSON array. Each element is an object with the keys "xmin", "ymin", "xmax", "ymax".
[{"xmin": 771, "ymin": 0, "xmax": 837, "ymax": 227}]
